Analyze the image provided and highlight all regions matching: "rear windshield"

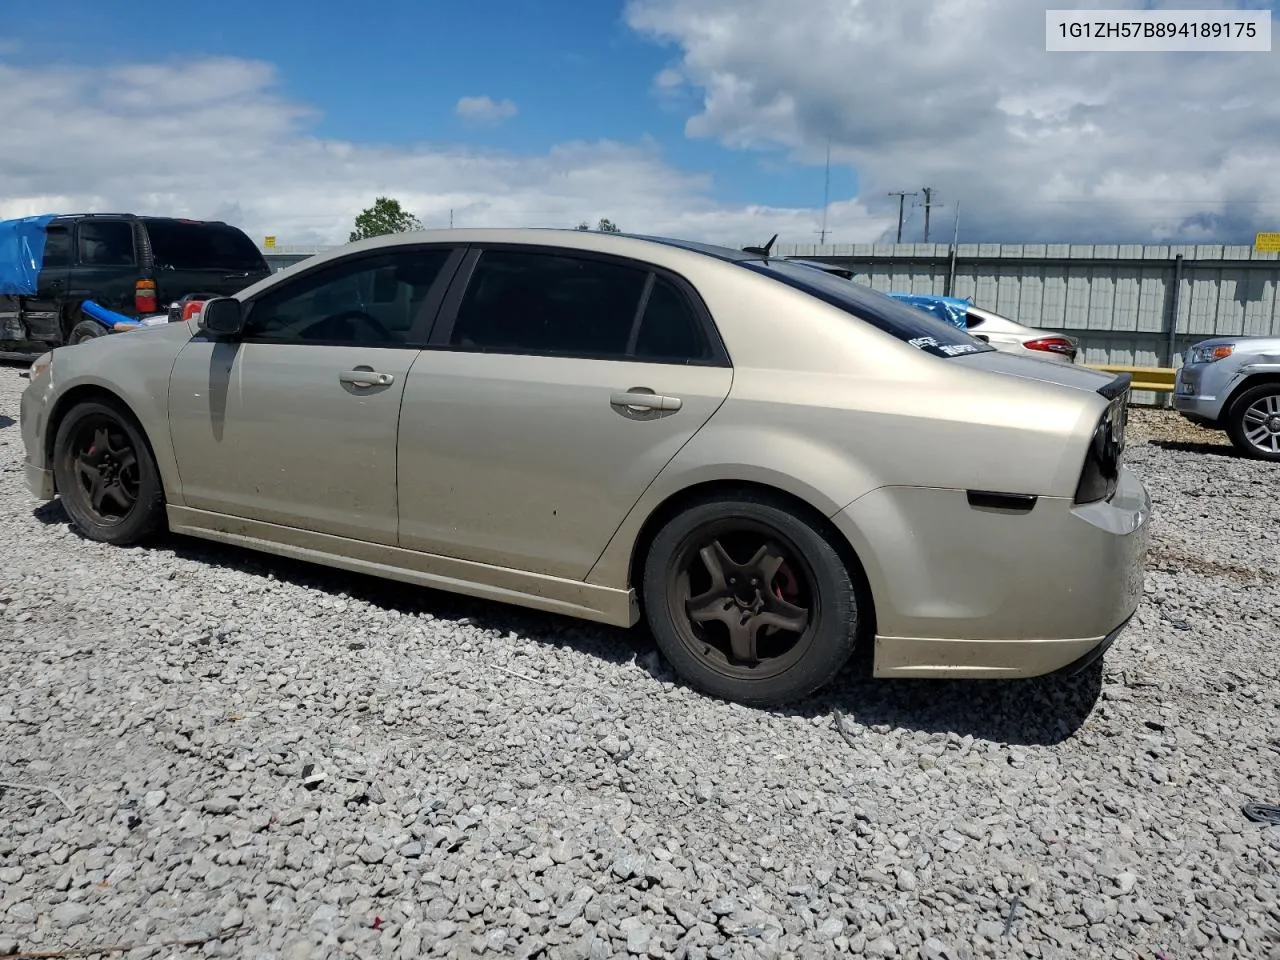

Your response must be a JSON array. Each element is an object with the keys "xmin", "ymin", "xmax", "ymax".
[
  {"xmin": 741, "ymin": 259, "xmax": 994, "ymax": 359},
  {"xmin": 144, "ymin": 221, "xmax": 267, "ymax": 272}
]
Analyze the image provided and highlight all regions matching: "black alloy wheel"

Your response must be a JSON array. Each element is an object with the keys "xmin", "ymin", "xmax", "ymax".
[
  {"xmin": 642, "ymin": 493, "xmax": 860, "ymax": 706},
  {"xmin": 52, "ymin": 400, "xmax": 166, "ymax": 544}
]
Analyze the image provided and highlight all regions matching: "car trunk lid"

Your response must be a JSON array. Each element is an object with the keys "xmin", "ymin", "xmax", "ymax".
[{"xmin": 952, "ymin": 348, "xmax": 1125, "ymax": 398}]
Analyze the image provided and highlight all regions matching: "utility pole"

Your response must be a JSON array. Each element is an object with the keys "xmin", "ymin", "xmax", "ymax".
[
  {"xmin": 946, "ymin": 201, "xmax": 961, "ymax": 296},
  {"xmin": 887, "ymin": 191, "xmax": 917, "ymax": 243},
  {"xmin": 921, "ymin": 186, "xmax": 937, "ymax": 242},
  {"xmin": 816, "ymin": 137, "xmax": 832, "ymax": 245}
]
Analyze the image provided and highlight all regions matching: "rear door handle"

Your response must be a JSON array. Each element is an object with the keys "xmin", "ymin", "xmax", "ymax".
[
  {"xmin": 340, "ymin": 369, "xmax": 394, "ymax": 387},
  {"xmin": 610, "ymin": 390, "xmax": 682, "ymax": 413}
]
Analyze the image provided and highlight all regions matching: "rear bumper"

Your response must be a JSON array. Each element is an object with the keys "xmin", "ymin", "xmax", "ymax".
[
  {"xmin": 872, "ymin": 613, "xmax": 1134, "ymax": 679},
  {"xmin": 1046, "ymin": 613, "xmax": 1132, "ymax": 677},
  {"xmin": 832, "ymin": 466, "xmax": 1151, "ymax": 679}
]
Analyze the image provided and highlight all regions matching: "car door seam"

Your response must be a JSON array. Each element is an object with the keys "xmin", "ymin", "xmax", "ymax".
[{"xmin": 393, "ymin": 349, "xmax": 429, "ymax": 549}]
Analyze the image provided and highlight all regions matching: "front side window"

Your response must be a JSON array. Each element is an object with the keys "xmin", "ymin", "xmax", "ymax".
[
  {"xmin": 450, "ymin": 250, "xmax": 647, "ymax": 358},
  {"xmin": 742, "ymin": 260, "xmax": 994, "ymax": 359},
  {"xmin": 243, "ymin": 248, "xmax": 452, "ymax": 345},
  {"xmin": 76, "ymin": 221, "xmax": 136, "ymax": 267}
]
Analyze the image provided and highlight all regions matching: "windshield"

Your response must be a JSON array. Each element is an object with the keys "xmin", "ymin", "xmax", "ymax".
[
  {"xmin": 741, "ymin": 259, "xmax": 994, "ymax": 359},
  {"xmin": 144, "ymin": 220, "xmax": 268, "ymax": 272}
]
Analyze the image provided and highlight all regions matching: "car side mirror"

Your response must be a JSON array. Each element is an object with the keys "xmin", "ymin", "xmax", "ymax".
[{"xmin": 198, "ymin": 297, "xmax": 245, "ymax": 337}]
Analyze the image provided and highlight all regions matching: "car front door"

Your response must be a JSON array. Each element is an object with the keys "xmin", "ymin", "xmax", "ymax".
[
  {"xmin": 166, "ymin": 245, "xmax": 463, "ymax": 544},
  {"xmin": 396, "ymin": 246, "xmax": 733, "ymax": 580},
  {"xmin": 70, "ymin": 219, "xmax": 140, "ymax": 318},
  {"xmin": 17, "ymin": 223, "xmax": 72, "ymax": 344}
]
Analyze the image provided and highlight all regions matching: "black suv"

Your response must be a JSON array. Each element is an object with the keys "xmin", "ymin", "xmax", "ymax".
[{"xmin": 0, "ymin": 214, "xmax": 270, "ymax": 354}]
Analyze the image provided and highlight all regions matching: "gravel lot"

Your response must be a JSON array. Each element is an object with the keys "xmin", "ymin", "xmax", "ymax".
[{"xmin": 1, "ymin": 363, "xmax": 1277, "ymax": 960}]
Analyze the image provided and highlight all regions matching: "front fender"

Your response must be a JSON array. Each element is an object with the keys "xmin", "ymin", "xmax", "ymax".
[{"xmin": 40, "ymin": 323, "xmax": 195, "ymax": 505}]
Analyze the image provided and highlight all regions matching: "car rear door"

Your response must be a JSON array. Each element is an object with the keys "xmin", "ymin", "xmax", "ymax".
[
  {"xmin": 395, "ymin": 245, "xmax": 733, "ymax": 580},
  {"xmin": 69, "ymin": 218, "xmax": 140, "ymax": 316},
  {"xmin": 143, "ymin": 219, "xmax": 272, "ymax": 305},
  {"xmin": 166, "ymin": 245, "xmax": 464, "ymax": 544}
]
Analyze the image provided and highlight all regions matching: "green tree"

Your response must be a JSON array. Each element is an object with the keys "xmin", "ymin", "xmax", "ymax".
[
  {"xmin": 349, "ymin": 196, "xmax": 423, "ymax": 242},
  {"xmin": 597, "ymin": 218, "xmax": 620, "ymax": 233},
  {"xmin": 575, "ymin": 221, "xmax": 591, "ymax": 231}
]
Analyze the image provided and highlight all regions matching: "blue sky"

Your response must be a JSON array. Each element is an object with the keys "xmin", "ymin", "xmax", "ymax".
[
  {"xmin": 6, "ymin": 0, "xmax": 852, "ymax": 218},
  {"xmin": 2, "ymin": 0, "xmax": 1277, "ymax": 245}
]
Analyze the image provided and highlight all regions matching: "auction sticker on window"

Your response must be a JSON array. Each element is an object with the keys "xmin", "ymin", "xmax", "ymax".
[{"xmin": 1046, "ymin": 10, "xmax": 1270, "ymax": 52}]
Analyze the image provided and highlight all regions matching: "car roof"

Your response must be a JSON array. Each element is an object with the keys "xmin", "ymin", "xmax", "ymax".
[
  {"xmin": 43, "ymin": 214, "xmax": 235, "ymax": 228},
  {"xmin": 288, "ymin": 227, "xmax": 770, "ymax": 277}
]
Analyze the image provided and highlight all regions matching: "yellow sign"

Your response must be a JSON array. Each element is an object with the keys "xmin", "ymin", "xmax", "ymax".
[
  {"xmin": 1255, "ymin": 232, "xmax": 1280, "ymax": 252},
  {"xmin": 263, "ymin": 236, "xmax": 276, "ymax": 249}
]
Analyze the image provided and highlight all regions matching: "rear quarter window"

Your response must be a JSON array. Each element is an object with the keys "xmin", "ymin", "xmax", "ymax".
[{"xmin": 144, "ymin": 221, "xmax": 267, "ymax": 272}]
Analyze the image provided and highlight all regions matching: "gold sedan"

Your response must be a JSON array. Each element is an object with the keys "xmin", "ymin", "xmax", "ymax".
[{"xmin": 20, "ymin": 229, "xmax": 1150, "ymax": 706}]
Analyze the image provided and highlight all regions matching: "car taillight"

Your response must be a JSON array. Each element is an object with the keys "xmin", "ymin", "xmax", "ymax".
[
  {"xmin": 1024, "ymin": 336, "xmax": 1077, "ymax": 358},
  {"xmin": 1074, "ymin": 396, "xmax": 1127, "ymax": 504},
  {"xmin": 182, "ymin": 300, "xmax": 206, "ymax": 322},
  {"xmin": 135, "ymin": 279, "xmax": 157, "ymax": 314}
]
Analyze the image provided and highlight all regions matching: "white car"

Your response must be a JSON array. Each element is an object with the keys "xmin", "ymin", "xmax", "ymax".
[{"xmin": 961, "ymin": 305, "xmax": 1079, "ymax": 365}]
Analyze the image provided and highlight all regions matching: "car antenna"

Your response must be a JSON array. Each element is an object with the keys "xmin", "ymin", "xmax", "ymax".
[{"xmin": 741, "ymin": 233, "xmax": 778, "ymax": 257}]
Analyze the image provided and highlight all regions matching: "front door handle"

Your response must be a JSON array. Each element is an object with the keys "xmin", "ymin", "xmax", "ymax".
[
  {"xmin": 339, "ymin": 369, "xmax": 394, "ymax": 388},
  {"xmin": 610, "ymin": 389, "xmax": 682, "ymax": 414}
]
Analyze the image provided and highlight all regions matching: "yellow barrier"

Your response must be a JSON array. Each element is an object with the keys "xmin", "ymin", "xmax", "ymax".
[{"xmin": 1086, "ymin": 364, "xmax": 1176, "ymax": 394}]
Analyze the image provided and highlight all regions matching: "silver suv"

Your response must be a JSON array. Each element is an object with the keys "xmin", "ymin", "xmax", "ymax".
[{"xmin": 1174, "ymin": 336, "xmax": 1280, "ymax": 460}]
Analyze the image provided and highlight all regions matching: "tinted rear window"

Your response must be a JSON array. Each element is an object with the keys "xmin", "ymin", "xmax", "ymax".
[
  {"xmin": 144, "ymin": 221, "xmax": 267, "ymax": 272},
  {"xmin": 741, "ymin": 260, "xmax": 994, "ymax": 359}
]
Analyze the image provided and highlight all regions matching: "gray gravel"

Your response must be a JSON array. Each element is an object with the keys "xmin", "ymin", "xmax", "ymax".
[{"xmin": 2, "ymin": 364, "xmax": 1278, "ymax": 960}]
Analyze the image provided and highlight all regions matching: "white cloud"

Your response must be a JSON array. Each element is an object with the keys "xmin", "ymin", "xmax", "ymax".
[
  {"xmin": 455, "ymin": 95, "xmax": 519, "ymax": 124},
  {"xmin": 654, "ymin": 67, "xmax": 684, "ymax": 88},
  {"xmin": 626, "ymin": 0, "xmax": 1280, "ymax": 242},
  {"xmin": 0, "ymin": 58, "xmax": 887, "ymax": 247}
]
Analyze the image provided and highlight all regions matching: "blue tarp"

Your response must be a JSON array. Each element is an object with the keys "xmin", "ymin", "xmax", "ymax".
[
  {"xmin": 886, "ymin": 293, "xmax": 972, "ymax": 330},
  {"xmin": 0, "ymin": 214, "xmax": 56, "ymax": 296}
]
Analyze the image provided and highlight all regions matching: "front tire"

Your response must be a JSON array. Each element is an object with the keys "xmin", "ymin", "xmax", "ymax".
[
  {"xmin": 67, "ymin": 319, "xmax": 107, "ymax": 345},
  {"xmin": 52, "ymin": 400, "xmax": 166, "ymax": 544},
  {"xmin": 1225, "ymin": 383, "xmax": 1280, "ymax": 461},
  {"xmin": 641, "ymin": 493, "xmax": 860, "ymax": 706}
]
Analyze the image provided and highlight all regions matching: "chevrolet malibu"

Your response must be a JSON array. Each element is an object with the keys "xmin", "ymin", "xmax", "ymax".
[{"xmin": 20, "ymin": 229, "xmax": 1150, "ymax": 706}]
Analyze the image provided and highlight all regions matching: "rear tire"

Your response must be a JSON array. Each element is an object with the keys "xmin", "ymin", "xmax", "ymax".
[
  {"xmin": 68, "ymin": 319, "xmax": 107, "ymax": 345},
  {"xmin": 52, "ymin": 400, "xmax": 166, "ymax": 544},
  {"xmin": 1225, "ymin": 383, "xmax": 1280, "ymax": 462},
  {"xmin": 641, "ymin": 492, "xmax": 859, "ymax": 706}
]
